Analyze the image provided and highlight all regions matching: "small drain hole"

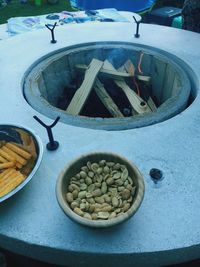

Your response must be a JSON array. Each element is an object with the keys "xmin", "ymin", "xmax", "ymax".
[
  {"xmin": 149, "ymin": 168, "xmax": 164, "ymax": 183},
  {"xmin": 140, "ymin": 101, "xmax": 146, "ymax": 107}
]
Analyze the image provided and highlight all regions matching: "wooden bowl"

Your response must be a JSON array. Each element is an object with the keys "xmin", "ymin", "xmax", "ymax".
[{"xmin": 56, "ymin": 152, "xmax": 145, "ymax": 228}]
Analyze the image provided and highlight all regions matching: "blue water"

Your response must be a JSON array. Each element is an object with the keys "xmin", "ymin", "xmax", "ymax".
[{"xmin": 70, "ymin": 0, "xmax": 156, "ymax": 13}]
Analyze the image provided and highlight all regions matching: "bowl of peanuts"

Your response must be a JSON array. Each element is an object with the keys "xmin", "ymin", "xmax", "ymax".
[
  {"xmin": 0, "ymin": 124, "xmax": 43, "ymax": 202},
  {"xmin": 56, "ymin": 152, "xmax": 145, "ymax": 228}
]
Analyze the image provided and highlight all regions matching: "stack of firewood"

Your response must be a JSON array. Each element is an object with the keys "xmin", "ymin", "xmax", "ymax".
[{"xmin": 65, "ymin": 58, "xmax": 157, "ymax": 118}]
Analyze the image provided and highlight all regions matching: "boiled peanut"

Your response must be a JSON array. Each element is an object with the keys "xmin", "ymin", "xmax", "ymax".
[
  {"xmin": 74, "ymin": 207, "xmax": 84, "ymax": 216},
  {"xmin": 99, "ymin": 160, "xmax": 106, "ymax": 166},
  {"xmin": 92, "ymin": 189, "xmax": 102, "ymax": 197},
  {"xmin": 81, "ymin": 166, "xmax": 88, "ymax": 172},
  {"xmin": 121, "ymin": 189, "xmax": 131, "ymax": 200},
  {"xmin": 106, "ymin": 177, "xmax": 114, "ymax": 185},
  {"xmin": 78, "ymin": 191, "xmax": 86, "ymax": 199},
  {"xmin": 88, "ymin": 171, "xmax": 94, "ymax": 178},
  {"xmin": 108, "ymin": 212, "xmax": 117, "ymax": 219},
  {"xmin": 83, "ymin": 213, "xmax": 92, "ymax": 220},
  {"xmin": 112, "ymin": 196, "xmax": 119, "ymax": 207},
  {"xmin": 85, "ymin": 177, "xmax": 92, "ymax": 185},
  {"xmin": 71, "ymin": 201, "xmax": 79, "ymax": 209},
  {"xmin": 72, "ymin": 189, "xmax": 79, "ymax": 199},
  {"xmin": 97, "ymin": 212, "xmax": 109, "ymax": 219},
  {"xmin": 101, "ymin": 182, "xmax": 107, "ymax": 194},
  {"xmin": 80, "ymin": 171, "xmax": 87, "ymax": 179},
  {"xmin": 103, "ymin": 166, "xmax": 110, "ymax": 174},
  {"xmin": 80, "ymin": 183, "xmax": 87, "ymax": 191},
  {"xmin": 66, "ymin": 192, "xmax": 73, "ymax": 203}
]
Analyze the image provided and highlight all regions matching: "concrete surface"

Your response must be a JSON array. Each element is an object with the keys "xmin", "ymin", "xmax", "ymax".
[
  {"xmin": 0, "ymin": 24, "xmax": 9, "ymax": 40},
  {"xmin": 0, "ymin": 17, "xmax": 200, "ymax": 267}
]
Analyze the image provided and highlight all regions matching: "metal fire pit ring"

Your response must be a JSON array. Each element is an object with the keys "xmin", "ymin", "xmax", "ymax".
[{"xmin": 0, "ymin": 21, "xmax": 200, "ymax": 267}]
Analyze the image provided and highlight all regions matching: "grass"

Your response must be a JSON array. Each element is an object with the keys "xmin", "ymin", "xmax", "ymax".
[
  {"xmin": 0, "ymin": 0, "xmax": 73, "ymax": 24},
  {"xmin": 0, "ymin": 0, "xmax": 184, "ymax": 24}
]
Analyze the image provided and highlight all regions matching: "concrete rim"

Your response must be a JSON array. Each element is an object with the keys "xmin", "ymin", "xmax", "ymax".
[{"xmin": 23, "ymin": 42, "xmax": 192, "ymax": 131}]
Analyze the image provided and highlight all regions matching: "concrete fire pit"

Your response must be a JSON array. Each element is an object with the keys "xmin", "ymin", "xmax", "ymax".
[{"xmin": 0, "ymin": 19, "xmax": 200, "ymax": 267}]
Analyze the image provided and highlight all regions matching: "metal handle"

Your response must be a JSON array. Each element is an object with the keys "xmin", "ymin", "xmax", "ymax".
[{"xmin": 33, "ymin": 116, "xmax": 60, "ymax": 151}]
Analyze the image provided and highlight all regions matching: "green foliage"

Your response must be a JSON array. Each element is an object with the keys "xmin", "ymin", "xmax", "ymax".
[{"xmin": 0, "ymin": 0, "xmax": 73, "ymax": 24}]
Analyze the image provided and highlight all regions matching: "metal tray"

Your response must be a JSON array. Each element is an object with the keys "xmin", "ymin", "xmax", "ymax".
[{"xmin": 0, "ymin": 124, "xmax": 43, "ymax": 203}]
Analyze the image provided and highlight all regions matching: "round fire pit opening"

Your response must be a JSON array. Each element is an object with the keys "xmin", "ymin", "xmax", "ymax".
[{"xmin": 23, "ymin": 42, "xmax": 192, "ymax": 130}]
